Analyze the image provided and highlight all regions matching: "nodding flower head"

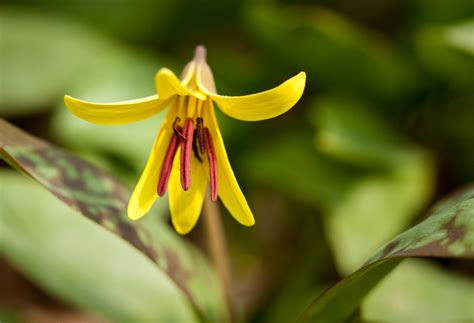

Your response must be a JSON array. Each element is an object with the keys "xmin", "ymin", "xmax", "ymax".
[{"xmin": 64, "ymin": 45, "xmax": 306, "ymax": 234}]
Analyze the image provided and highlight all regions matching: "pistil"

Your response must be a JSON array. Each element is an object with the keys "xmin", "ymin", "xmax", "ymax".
[{"xmin": 180, "ymin": 118, "xmax": 195, "ymax": 190}]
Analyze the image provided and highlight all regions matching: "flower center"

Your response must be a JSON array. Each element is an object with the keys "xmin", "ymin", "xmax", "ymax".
[{"xmin": 157, "ymin": 99, "xmax": 218, "ymax": 201}]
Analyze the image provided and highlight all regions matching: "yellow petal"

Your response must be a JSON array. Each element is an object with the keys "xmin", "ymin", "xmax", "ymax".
[
  {"xmin": 179, "ymin": 61, "xmax": 196, "ymax": 86},
  {"xmin": 202, "ymin": 101, "xmax": 255, "ymax": 226},
  {"xmin": 155, "ymin": 68, "xmax": 206, "ymax": 101},
  {"xmin": 198, "ymin": 72, "xmax": 306, "ymax": 121},
  {"xmin": 195, "ymin": 58, "xmax": 217, "ymax": 93},
  {"xmin": 169, "ymin": 148, "xmax": 208, "ymax": 235},
  {"xmin": 127, "ymin": 106, "xmax": 177, "ymax": 219},
  {"xmin": 64, "ymin": 94, "xmax": 170, "ymax": 125}
]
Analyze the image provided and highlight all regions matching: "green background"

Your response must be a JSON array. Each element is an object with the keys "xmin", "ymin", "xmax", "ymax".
[{"xmin": 1, "ymin": 0, "xmax": 473, "ymax": 321}]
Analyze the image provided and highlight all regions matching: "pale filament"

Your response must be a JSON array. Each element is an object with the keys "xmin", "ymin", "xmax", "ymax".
[
  {"xmin": 177, "ymin": 96, "xmax": 186, "ymax": 117},
  {"xmin": 195, "ymin": 99, "xmax": 203, "ymax": 118},
  {"xmin": 187, "ymin": 96, "xmax": 197, "ymax": 117}
]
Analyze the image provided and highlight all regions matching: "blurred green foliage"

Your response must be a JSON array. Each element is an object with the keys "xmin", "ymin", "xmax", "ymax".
[{"xmin": 1, "ymin": 0, "xmax": 473, "ymax": 321}]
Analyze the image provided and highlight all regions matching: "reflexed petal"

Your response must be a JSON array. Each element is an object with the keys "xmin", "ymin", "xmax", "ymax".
[
  {"xmin": 198, "ymin": 72, "xmax": 306, "ymax": 121},
  {"xmin": 64, "ymin": 94, "xmax": 170, "ymax": 125},
  {"xmin": 195, "ymin": 60, "xmax": 217, "ymax": 93},
  {"xmin": 155, "ymin": 68, "xmax": 206, "ymax": 100},
  {"xmin": 180, "ymin": 61, "xmax": 196, "ymax": 86},
  {"xmin": 169, "ymin": 149, "xmax": 208, "ymax": 234},
  {"xmin": 128, "ymin": 107, "xmax": 176, "ymax": 219},
  {"xmin": 202, "ymin": 102, "xmax": 255, "ymax": 226}
]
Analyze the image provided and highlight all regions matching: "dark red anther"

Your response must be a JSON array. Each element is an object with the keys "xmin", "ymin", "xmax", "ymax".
[
  {"xmin": 196, "ymin": 117, "xmax": 206, "ymax": 155},
  {"xmin": 180, "ymin": 118, "xmax": 194, "ymax": 190},
  {"xmin": 173, "ymin": 117, "xmax": 186, "ymax": 140},
  {"xmin": 204, "ymin": 128, "xmax": 218, "ymax": 202},
  {"xmin": 192, "ymin": 130, "xmax": 203, "ymax": 163},
  {"xmin": 157, "ymin": 129, "xmax": 181, "ymax": 196}
]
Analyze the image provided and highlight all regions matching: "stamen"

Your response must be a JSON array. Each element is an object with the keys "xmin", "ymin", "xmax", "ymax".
[
  {"xmin": 187, "ymin": 96, "xmax": 197, "ymax": 116},
  {"xmin": 157, "ymin": 130, "xmax": 181, "ymax": 197},
  {"xmin": 196, "ymin": 100, "xmax": 203, "ymax": 118},
  {"xmin": 204, "ymin": 128, "xmax": 218, "ymax": 202},
  {"xmin": 180, "ymin": 118, "xmax": 194, "ymax": 190},
  {"xmin": 196, "ymin": 117, "xmax": 206, "ymax": 155},
  {"xmin": 192, "ymin": 130, "xmax": 203, "ymax": 162},
  {"xmin": 173, "ymin": 117, "xmax": 187, "ymax": 140},
  {"xmin": 177, "ymin": 96, "xmax": 186, "ymax": 116}
]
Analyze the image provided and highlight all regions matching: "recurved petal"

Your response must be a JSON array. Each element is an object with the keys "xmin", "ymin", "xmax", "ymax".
[
  {"xmin": 202, "ymin": 101, "xmax": 255, "ymax": 226},
  {"xmin": 195, "ymin": 59, "xmax": 217, "ymax": 93},
  {"xmin": 155, "ymin": 68, "xmax": 206, "ymax": 100},
  {"xmin": 169, "ymin": 149, "xmax": 208, "ymax": 235},
  {"xmin": 64, "ymin": 94, "xmax": 170, "ymax": 125},
  {"xmin": 180, "ymin": 61, "xmax": 196, "ymax": 86},
  {"xmin": 199, "ymin": 72, "xmax": 306, "ymax": 121},
  {"xmin": 128, "ymin": 108, "xmax": 176, "ymax": 220}
]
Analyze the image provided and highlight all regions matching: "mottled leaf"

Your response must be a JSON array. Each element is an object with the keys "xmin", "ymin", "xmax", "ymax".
[
  {"xmin": 0, "ymin": 170, "xmax": 196, "ymax": 322},
  {"xmin": 300, "ymin": 185, "xmax": 474, "ymax": 322},
  {"xmin": 0, "ymin": 118, "xmax": 227, "ymax": 322}
]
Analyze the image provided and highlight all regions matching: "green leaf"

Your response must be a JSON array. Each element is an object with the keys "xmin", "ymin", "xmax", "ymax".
[
  {"xmin": 243, "ymin": 98, "xmax": 435, "ymax": 274},
  {"xmin": 409, "ymin": 0, "xmax": 474, "ymax": 25},
  {"xmin": 415, "ymin": 20, "xmax": 474, "ymax": 88},
  {"xmin": 310, "ymin": 97, "xmax": 435, "ymax": 273},
  {"xmin": 0, "ymin": 8, "xmax": 100, "ymax": 115},
  {"xmin": 300, "ymin": 185, "xmax": 474, "ymax": 322},
  {"xmin": 24, "ymin": 0, "xmax": 179, "ymax": 42},
  {"xmin": 443, "ymin": 21, "xmax": 474, "ymax": 55},
  {"xmin": 244, "ymin": 3, "xmax": 420, "ymax": 100},
  {"xmin": 310, "ymin": 96, "xmax": 409, "ymax": 169},
  {"xmin": 325, "ymin": 154, "xmax": 435, "ymax": 273},
  {"xmin": 0, "ymin": 119, "xmax": 227, "ymax": 322},
  {"xmin": 0, "ymin": 7, "xmax": 169, "ymax": 117},
  {"xmin": 0, "ymin": 170, "xmax": 196, "ymax": 322},
  {"xmin": 242, "ymin": 131, "xmax": 358, "ymax": 210},
  {"xmin": 362, "ymin": 259, "xmax": 474, "ymax": 320}
]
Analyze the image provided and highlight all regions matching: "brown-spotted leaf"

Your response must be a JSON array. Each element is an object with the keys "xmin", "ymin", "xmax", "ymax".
[
  {"xmin": 300, "ymin": 185, "xmax": 474, "ymax": 322},
  {"xmin": 0, "ymin": 118, "xmax": 227, "ymax": 322}
]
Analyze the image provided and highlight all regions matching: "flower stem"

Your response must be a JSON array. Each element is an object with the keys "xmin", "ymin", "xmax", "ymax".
[{"xmin": 203, "ymin": 195, "xmax": 235, "ymax": 322}]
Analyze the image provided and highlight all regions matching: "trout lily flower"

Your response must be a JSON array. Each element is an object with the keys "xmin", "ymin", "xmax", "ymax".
[{"xmin": 64, "ymin": 46, "xmax": 306, "ymax": 234}]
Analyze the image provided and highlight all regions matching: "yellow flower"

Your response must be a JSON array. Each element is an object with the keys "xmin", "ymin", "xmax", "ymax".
[{"xmin": 64, "ymin": 46, "xmax": 306, "ymax": 234}]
